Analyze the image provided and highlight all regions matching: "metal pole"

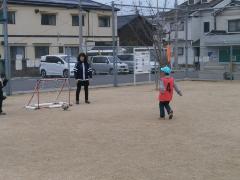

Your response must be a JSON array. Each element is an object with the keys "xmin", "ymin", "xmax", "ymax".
[
  {"xmin": 185, "ymin": 6, "xmax": 189, "ymax": 78},
  {"xmin": 3, "ymin": 0, "xmax": 11, "ymax": 95},
  {"xmin": 230, "ymin": 46, "xmax": 233, "ymax": 80},
  {"xmin": 155, "ymin": 0, "xmax": 160, "ymax": 90},
  {"xmin": 174, "ymin": 0, "xmax": 179, "ymax": 68},
  {"xmin": 112, "ymin": 1, "xmax": 117, "ymax": 87},
  {"xmin": 79, "ymin": 0, "xmax": 83, "ymax": 53}
]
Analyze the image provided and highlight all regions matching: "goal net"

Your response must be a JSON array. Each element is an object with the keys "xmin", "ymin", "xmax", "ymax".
[{"xmin": 25, "ymin": 78, "xmax": 71, "ymax": 110}]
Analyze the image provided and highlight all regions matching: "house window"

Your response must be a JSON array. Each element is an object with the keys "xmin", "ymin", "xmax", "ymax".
[
  {"xmin": 65, "ymin": 47, "xmax": 79, "ymax": 57},
  {"xmin": 219, "ymin": 47, "xmax": 240, "ymax": 62},
  {"xmin": 72, "ymin": 15, "xmax": 85, "ymax": 26},
  {"xmin": 188, "ymin": 0, "xmax": 194, "ymax": 5},
  {"xmin": 59, "ymin": 46, "xmax": 64, "ymax": 54},
  {"xmin": 95, "ymin": 41, "xmax": 113, "ymax": 46},
  {"xmin": 10, "ymin": 46, "xmax": 25, "ymax": 61},
  {"xmin": 204, "ymin": 22, "xmax": 210, "ymax": 33},
  {"xmin": 35, "ymin": 46, "xmax": 49, "ymax": 58},
  {"xmin": 8, "ymin": 11, "xmax": 16, "ymax": 24},
  {"xmin": 98, "ymin": 16, "xmax": 111, "ymax": 27},
  {"xmin": 178, "ymin": 47, "xmax": 184, "ymax": 56},
  {"xmin": 228, "ymin": 19, "xmax": 240, "ymax": 32},
  {"xmin": 41, "ymin": 14, "xmax": 56, "ymax": 25}
]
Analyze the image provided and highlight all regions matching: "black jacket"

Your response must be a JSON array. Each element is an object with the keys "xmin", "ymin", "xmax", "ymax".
[
  {"xmin": 74, "ymin": 61, "xmax": 92, "ymax": 80},
  {"xmin": 0, "ymin": 79, "xmax": 8, "ymax": 93}
]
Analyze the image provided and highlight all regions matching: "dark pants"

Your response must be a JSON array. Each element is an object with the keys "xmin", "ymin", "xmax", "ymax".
[
  {"xmin": 159, "ymin": 101, "xmax": 172, "ymax": 118},
  {"xmin": 76, "ymin": 80, "xmax": 89, "ymax": 102},
  {"xmin": 0, "ymin": 90, "xmax": 3, "ymax": 113}
]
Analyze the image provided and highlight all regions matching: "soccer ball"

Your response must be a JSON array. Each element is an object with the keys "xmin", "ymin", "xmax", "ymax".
[{"xmin": 62, "ymin": 103, "xmax": 69, "ymax": 111}]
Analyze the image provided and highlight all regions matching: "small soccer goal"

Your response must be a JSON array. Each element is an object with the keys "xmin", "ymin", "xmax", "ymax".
[{"xmin": 25, "ymin": 78, "xmax": 71, "ymax": 110}]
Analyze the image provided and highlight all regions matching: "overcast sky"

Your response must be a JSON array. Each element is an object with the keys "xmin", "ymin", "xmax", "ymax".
[
  {"xmin": 94, "ymin": 0, "xmax": 186, "ymax": 7},
  {"xmin": 94, "ymin": 0, "xmax": 186, "ymax": 15},
  {"xmin": 93, "ymin": 0, "xmax": 186, "ymax": 15}
]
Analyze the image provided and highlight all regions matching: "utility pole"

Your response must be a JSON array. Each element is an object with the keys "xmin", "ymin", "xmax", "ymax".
[
  {"xmin": 112, "ymin": 1, "xmax": 117, "ymax": 87},
  {"xmin": 155, "ymin": 0, "xmax": 160, "ymax": 90},
  {"xmin": 185, "ymin": 6, "xmax": 189, "ymax": 78},
  {"xmin": 78, "ymin": 0, "xmax": 83, "ymax": 53},
  {"xmin": 174, "ymin": 0, "xmax": 179, "ymax": 68},
  {"xmin": 3, "ymin": 0, "xmax": 11, "ymax": 95}
]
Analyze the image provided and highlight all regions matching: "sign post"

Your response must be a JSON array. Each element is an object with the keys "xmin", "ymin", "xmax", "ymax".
[{"xmin": 133, "ymin": 48, "xmax": 151, "ymax": 85}]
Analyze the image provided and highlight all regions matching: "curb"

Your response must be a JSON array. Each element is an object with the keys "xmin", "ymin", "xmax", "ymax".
[
  {"xmin": 11, "ymin": 81, "xmax": 156, "ymax": 95},
  {"xmin": 10, "ymin": 78, "xmax": 239, "ymax": 96}
]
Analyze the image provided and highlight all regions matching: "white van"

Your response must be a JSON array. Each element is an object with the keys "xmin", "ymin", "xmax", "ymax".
[{"xmin": 40, "ymin": 55, "xmax": 77, "ymax": 78}]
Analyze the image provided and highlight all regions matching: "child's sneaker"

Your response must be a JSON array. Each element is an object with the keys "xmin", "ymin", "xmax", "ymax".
[{"xmin": 169, "ymin": 111, "xmax": 173, "ymax": 119}]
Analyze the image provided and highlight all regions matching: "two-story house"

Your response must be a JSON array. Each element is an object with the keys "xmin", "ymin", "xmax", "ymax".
[
  {"xmin": 164, "ymin": 0, "xmax": 240, "ymax": 69},
  {"xmin": 201, "ymin": 0, "xmax": 240, "ymax": 65},
  {"xmin": 0, "ymin": 0, "xmax": 117, "ymax": 76}
]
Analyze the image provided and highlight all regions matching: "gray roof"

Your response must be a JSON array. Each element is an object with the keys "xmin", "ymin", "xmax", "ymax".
[
  {"xmin": 165, "ymin": 0, "xmax": 225, "ymax": 21},
  {"xmin": 8, "ymin": 0, "xmax": 115, "ymax": 11},
  {"xmin": 179, "ymin": 0, "xmax": 225, "ymax": 10},
  {"xmin": 117, "ymin": 15, "xmax": 139, "ymax": 29}
]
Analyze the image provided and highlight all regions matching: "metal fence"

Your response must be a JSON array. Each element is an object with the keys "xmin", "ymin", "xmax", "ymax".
[{"xmin": 1, "ymin": 43, "xmax": 240, "ymax": 95}]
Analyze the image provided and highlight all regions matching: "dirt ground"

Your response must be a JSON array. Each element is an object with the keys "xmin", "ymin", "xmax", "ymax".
[{"xmin": 0, "ymin": 81, "xmax": 240, "ymax": 180}]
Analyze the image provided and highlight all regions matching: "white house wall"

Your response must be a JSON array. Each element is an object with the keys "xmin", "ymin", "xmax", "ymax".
[
  {"xmin": 216, "ymin": 9, "xmax": 240, "ymax": 32},
  {"xmin": 0, "ymin": 4, "xmax": 117, "ymax": 60}
]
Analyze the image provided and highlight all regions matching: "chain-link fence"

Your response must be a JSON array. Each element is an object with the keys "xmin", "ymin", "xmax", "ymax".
[
  {"xmin": 1, "ymin": 1, "xmax": 240, "ymax": 95},
  {"xmin": 1, "ymin": 43, "xmax": 240, "ymax": 94},
  {"xmin": 2, "ymin": 45, "xmax": 159, "ymax": 94}
]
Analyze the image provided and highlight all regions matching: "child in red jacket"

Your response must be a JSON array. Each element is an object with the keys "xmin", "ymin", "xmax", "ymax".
[{"xmin": 159, "ymin": 66, "xmax": 182, "ymax": 119}]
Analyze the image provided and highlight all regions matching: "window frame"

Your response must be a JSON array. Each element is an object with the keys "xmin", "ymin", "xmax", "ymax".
[
  {"xmin": 98, "ymin": 15, "xmax": 111, "ymax": 27},
  {"xmin": 93, "ymin": 57, "xmax": 108, "ymax": 63},
  {"xmin": 41, "ymin": 13, "xmax": 57, "ymax": 26},
  {"xmin": 228, "ymin": 19, "xmax": 240, "ymax": 33},
  {"xmin": 8, "ymin": 11, "xmax": 16, "ymax": 24},
  {"xmin": 59, "ymin": 46, "xmax": 64, "ymax": 54},
  {"xmin": 35, "ymin": 46, "xmax": 50, "ymax": 59},
  {"xmin": 204, "ymin": 22, "xmax": 210, "ymax": 33},
  {"xmin": 178, "ymin": 47, "xmax": 184, "ymax": 56},
  {"xmin": 72, "ymin": 15, "xmax": 85, "ymax": 26}
]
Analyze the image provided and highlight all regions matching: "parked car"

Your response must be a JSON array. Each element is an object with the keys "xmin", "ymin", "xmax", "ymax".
[
  {"xmin": 90, "ymin": 56, "xmax": 129, "ymax": 75},
  {"xmin": 117, "ymin": 54, "xmax": 134, "ymax": 73},
  {"xmin": 150, "ymin": 60, "xmax": 160, "ymax": 73},
  {"xmin": 40, "ymin": 55, "xmax": 77, "ymax": 78}
]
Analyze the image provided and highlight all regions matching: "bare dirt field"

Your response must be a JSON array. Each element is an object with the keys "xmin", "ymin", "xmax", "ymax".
[{"xmin": 0, "ymin": 81, "xmax": 240, "ymax": 180}]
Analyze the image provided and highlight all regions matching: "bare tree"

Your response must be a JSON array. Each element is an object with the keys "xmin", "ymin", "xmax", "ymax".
[{"xmin": 116, "ymin": 0, "xmax": 169, "ymax": 89}]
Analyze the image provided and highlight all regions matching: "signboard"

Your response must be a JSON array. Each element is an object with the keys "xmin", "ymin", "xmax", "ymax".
[
  {"xmin": 34, "ymin": 59, "xmax": 41, "ymax": 67},
  {"xmin": 15, "ymin": 54, "xmax": 23, "ymax": 70},
  {"xmin": 133, "ymin": 48, "xmax": 151, "ymax": 74},
  {"xmin": 27, "ymin": 59, "xmax": 35, "ymax": 68}
]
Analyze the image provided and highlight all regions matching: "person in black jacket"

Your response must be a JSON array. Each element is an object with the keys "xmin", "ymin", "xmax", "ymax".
[
  {"xmin": 0, "ymin": 73, "xmax": 8, "ymax": 115},
  {"xmin": 74, "ymin": 53, "xmax": 92, "ymax": 104}
]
